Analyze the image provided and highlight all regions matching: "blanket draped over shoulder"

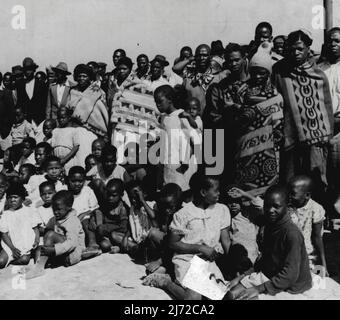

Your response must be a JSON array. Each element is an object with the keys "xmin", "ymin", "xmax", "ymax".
[
  {"xmin": 273, "ymin": 60, "xmax": 334, "ymax": 149},
  {"xmin": 68, "ymin": 83, "xmax": 109, "ymax": 139},
  {"xmin": 234, "ymin": 81, "xmax": 284, "ymax": 196}
]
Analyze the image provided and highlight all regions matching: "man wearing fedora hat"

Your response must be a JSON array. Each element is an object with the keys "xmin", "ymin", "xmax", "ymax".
[
  {"xmin": 142, "ymin": 54, "xmax": 182, "ymax": 92},
  {"xmin": 16, "ymin": 57, "xmax": 48, "ymax": 126},
  {"xmin": 46, "ymin": 62, "xmax": 73, "ymax": 120}
]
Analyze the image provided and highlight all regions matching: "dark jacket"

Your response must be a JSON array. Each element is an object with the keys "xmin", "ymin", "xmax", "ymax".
[
  {"xmin": 255, "ymin": 213, "xmax": 312, "ymax": 295},
  {"xmin": 0, "ymin": 89, "xmax": 15, "ymax": 138},
  {"xmin": 16, "ymin": 79, "xmax": 48, "ymax": 125}
]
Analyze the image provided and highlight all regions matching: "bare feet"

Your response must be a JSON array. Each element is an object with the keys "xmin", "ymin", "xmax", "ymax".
[
  {"xmin": 19, "ymin": 256, "xmax": 49, "ymax": 280},
  {"xmin": 109, "ymin": 246, "xmax": 120, "ymax": 254},
  {"xmin": 142, "ymin": 273, "xmax": 171, "ymax": 289},
  {"xmin": 81, "ymin": 247, "xmax": 102, "ymax": 260}
]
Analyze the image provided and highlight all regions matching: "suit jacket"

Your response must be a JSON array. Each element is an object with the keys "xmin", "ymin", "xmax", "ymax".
[
  {"xmin": 16, "ymin": 79, "xmax": 48, "ymax": 125},
  {"xmin": 0, "ymin": 89, "xmax": 15, "ymax": 138},
  {"xmin": 46, "ymin": 81, "xmax": 74, "ymax": 120}
]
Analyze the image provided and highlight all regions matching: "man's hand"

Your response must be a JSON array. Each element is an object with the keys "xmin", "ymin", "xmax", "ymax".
[
  {"xmin": 236, "ymin": 286, "xmax": 260, "ymax": 300},
  {"xmin": 199, "ymin": 245, "xmax": 219, "ymax": 261},
  {"xmin": 228, "ymin": 187, "xmax": 246, "ymax": 199},
  {"xmin": 11, "ymin": 247, "xmax": 21, "ymax": 260},
  {"xmin": 179, "ymin": 111, "xmax": 191, "ymax": 119}
]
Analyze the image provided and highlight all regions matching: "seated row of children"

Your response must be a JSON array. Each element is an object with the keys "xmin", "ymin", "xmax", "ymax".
[{"xmin": 0, "ymin": 128, "xmax": 329, "ymax": 299}]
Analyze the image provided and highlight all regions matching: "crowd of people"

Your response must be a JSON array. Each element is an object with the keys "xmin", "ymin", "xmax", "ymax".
[{"xmin": 0, "ymin": 21, "xmax": 339, "ymax": 300}]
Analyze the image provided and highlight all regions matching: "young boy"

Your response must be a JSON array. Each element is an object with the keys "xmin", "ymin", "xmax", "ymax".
[
  {"xmin": 87, "ymin": 144, "xmax": 131, "ymax": 205},
  {"xmin": 91, "ymin": 138, "xmax": 106, "ymax": 162},
  {"xmin": 19, "ymin": 163, "xmax": 36, "ymax": 185},
  {"xmin": 10, "ymin": 106, "xmax": 35, "ymax": 146},
  {"xmin": 0, "ymin": 183, "xmax": 40, "ymax": 268},
  {"xmin": 91, "ymin": 179, "xmax": 135, "ymax": 254},
  {"xmin": 225, "ymin": 185, "xmax": 312, "ymax": 300},
  {"xmin": 143, "ymin": 173, "xmax": 231, "ymax": 300},
  {"xmin": 26, "ymin": 156, "xmax": 67, "ymax": 206},
  {"xmin": 40, "ymin": 119, "xmax": 57, "ymax": 144},
  {"xmin": 145, "ymin": 183, "xmax": 183, "ymax": 275},
  {"xmin": 288, "ymin": 175, "xmax": 327, "ymax": 273},
  {"xmin": 15, "ymin": 137, "xmax": 37, "ymax": 171},
  {"xmin": 36, "ymin": 181, "xmax": 56, "ymax": 235},
  {"xmin": 85, "ymin": 154, "xmax": 97, "ymax": 174},
  {"xmin": 34, "ymin": 142, "xmax": 52, "ymax": 174},
  {"xmin": 23, "ymin": 190, "xmax": 86, "ymax": 279},
  {"xmin": 182, "ymin": 97, "xmax": 203, "ymax": 132},
  {"xmin": 67, "ymin": 166, "xmax": 101, "ymax": 255}
]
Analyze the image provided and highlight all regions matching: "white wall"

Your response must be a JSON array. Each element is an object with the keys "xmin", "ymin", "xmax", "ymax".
[{"xmin": 0, "ymin": 0, "xmax": 333, "ymax": 75}]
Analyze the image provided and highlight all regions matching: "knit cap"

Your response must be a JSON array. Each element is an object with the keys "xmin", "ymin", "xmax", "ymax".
[{"xmin": 249, "ymin": 41, "xmax": 273, "ymax": 73}]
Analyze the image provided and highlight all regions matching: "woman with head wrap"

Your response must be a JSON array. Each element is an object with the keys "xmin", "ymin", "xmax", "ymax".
[
  {"xmin": 67, "ymin": 63, "xmax": 109, "ymax": 140},
  {"xmin": 231, "ymin": 42, "xmax": 284, "ymax": 196}
]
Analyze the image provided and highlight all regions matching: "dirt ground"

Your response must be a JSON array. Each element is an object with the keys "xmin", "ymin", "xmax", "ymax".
[
  {"xmin": 0, "ymin": 253, "xmax": 171, "ymax": 300},
  {"xmin": 0, "ymin": 232, "xmax": 338, "ymax": 300}
]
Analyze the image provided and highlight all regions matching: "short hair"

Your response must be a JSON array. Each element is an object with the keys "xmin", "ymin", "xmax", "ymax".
[
  {"xmin": 6, "ymin": 182, "xmax": 27, "ymax": 198},
  {"xmin": 159, "ymin": 183, "xmax": 182, "ymax": 201},
  {"xmin": 87, "ymin": 61, "xmax": 99, "ymax": 69},
  {"xmin": 43, "ymin": 155, "xmax": 61, "ymax": 170},
  {"xmin": 114, "ymin": 49, "xmax": 126, "ymax": 56},
  {"xmin": 137, "ymin": 54, "xmax": 149, "ymax": 62},
  {"xmin": 39, "ymin": 180, "xmax": 56, "ymax": 193},
  {"xmin": 68, "ymin": 166, "xmax": 86, "ymax": 177},
  {"xmin": 52, "ymin": 190, "xmax": 74, "ymax": 208},
  {"xmin": 224, "ymin": 43, "xmax": 245, "ymax": 58},
  {"xmin": 107, "ymin": 178, "xmax": 124, "ymax": 194},
  {"xmin": 287, "ymin": 30, "xmax": 313, "ymax": 47},
  {"xmin": 288, "ymin": 175, "xmax": 313, "ymax": 193},
  {"xmin": 3, "ymin": 72, "xmax": 12, "ymax": 78},
  {"xmin": 35, "ymin": 142, "xmax": 52, "ymax": 155},
  {"xmin": 92, "ymin": 138, "xmax": 106, "ymax": 148},
  {"xmin": 264, "ymin": 184, "xmax": 288, "ymax": 203},
  {"xmin": 22, "ymin": 137, "xmax": 36, "ymax": 149},
  {"xmin": 154, "ymin": 85, "xmax": 176, "ymax": 103},
  {"xmin": 101, "ymin": 144, "xmax": 117, "ymax": 159},
  {"xmin": 195, "ymin": 44, "xmax": 211, "ymax": 56},
  {"xmin": 57, "ymin": 106, "xmax": 73, "ymax": 117},
  {"xmin": 44, "ymin": 118, "xmax": 57, "ymax": 128},
  {"xmin": 255, "ymin": 22, "xmax": 273, "ymax": 36},
  {"xmin": 327, "ymin": 27, "xmax": 340, "ymax": 40},
  {"xmin": 180, "ymin": 46, "xmax": 192, "ymax": 55},
  {"xmin": 85, "ymin": 154, "xmax": 96, "ymax": 163},
  {"xmin": 189, "ymin": 172, "xmax": 219, "ymax": 195},
  {"xmin": 19, "ymin": 163, "xmax": 36, "ymax": 175},
  {"xmin": 186, "ymin": 96, "xmax": 201, "ymax": 108},
  {"xmin": 274, "ymin": 35, "xmax": 287, "ymax": 42}
]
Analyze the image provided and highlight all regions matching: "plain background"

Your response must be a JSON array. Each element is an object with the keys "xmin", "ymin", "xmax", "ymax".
[{"xmin": 0, "ymin": 0, "xmax": 339, "ymax": 74}]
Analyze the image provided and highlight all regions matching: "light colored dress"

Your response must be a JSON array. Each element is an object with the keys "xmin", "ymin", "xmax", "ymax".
[{"xmin": 169, "ymin": 201, "xmax": 231, "ymax": 284}]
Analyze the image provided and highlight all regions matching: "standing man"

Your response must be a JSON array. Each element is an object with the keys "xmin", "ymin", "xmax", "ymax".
[
  {"xmin": 46, "ymin": 62, "xmax": 73, "ymax": 120},
  {"xmin": 272, "ymin": 30, "xmax": 334, "ymax": 202},
  {"xmin": 16, "ymin": 57, "xmax": 48, "ymax": 126},
  {"xmin": 112, "ymin": 49, "xmax": 126, "ymax": 78}
]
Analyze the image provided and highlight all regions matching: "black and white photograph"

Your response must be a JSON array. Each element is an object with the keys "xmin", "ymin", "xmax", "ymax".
[{"xmin": 0, "ymin": 0, "xmax": 339, "ymax": 303}]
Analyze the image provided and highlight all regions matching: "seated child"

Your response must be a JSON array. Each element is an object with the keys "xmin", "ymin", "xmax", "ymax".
[
  {"xmin": 288, "ymin": 175, "xmax": 327, "ymax": 273},
  {"xmin": 23, "ymin": 190, "xmax": 86, "ymax": 279},
  {"xmin": 15, "ymin": 137, "xmax": 37, "ymax": 171},
  {"xmin": 0, "ymin": 183, "xmax": 40, "ymax": 268},
  {"xmin": 35, "ymin": 181, "xmax": 56, "ymax": 236},
  {"xmin": 35, "ymin": 119, "xmax": 56, "ymax": 144},
  {"xmin": 34, "ymin": 142, "xmax": 53, "ymax": 174},
  {"xmin": 85, "ymin": 154, "xmax": 97, "ymax": 174},
  {"xmin": 10, "ymin": 106, "xmax": 35, "ymax": 146},
  {"xmin": 87, "ymin": 144, "xmax": 131, "ymax": 205},
  {"xmin": 19, "ymin": 164, "xmax": 36, "ymax": 185},
  {"xmin": 143, "ymin": 173, "xmax": 231, "ymax": 300},
  {"xmin": 145, "ymin": 183, "xmax": 183, "ymax": 276},
  {"xmin": 126, "ymin": 180, "xmax": 157, "ymax": 256},
  {"xmin": 26, "ymin": 156, "xmax": 67, "ymax": 206},
  {"xmin": 225, "ymin": 185, "xmax": 312, "ymax": 300},
  {"xmin": 91, "ymin": 138, "xmax": 106, "ymax": 163},
  {"xmin": 1, "ymin": 148, "xmax": 16, "ymax": 177},
  {"xmin": 67, "ymin": 166, "xmax": 101, "ymax": 255},
  {"xmin": 91, "ymin": 179, "xmax": 135, "ymax": 254},
  {"xmin": 225, "ymin": 185, "xmax": 260, "ymax": 266}
]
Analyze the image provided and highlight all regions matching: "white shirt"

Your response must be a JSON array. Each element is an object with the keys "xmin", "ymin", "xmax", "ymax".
[
  {"xmin": 36, "ymin": 205, "xmax": 54, "ymax": 227},
  {"xmin": 72, "ymin": 186, "xmax": 99, "ymax": 216},
  {"xmin": 56, "ymin": 81, "xmax": 69, "ymax": 106},
  {"xmin": 26, "ymin": 79, "xmax": 35, "ymax": 100},
  {"xmin": 320, "ymin": 61, "xmax": 340, "ymax": 114}
]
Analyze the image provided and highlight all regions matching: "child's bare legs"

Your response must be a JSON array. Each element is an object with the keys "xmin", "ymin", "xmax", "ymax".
[
  {"xmin": 81, "ymin": 218, "xmax": 99, "ymax": 250},
  {"xmin": 145, "ymin": 228, "xmax": 166, "ymax": 274},
  {"xmin": 143, "ymin": 274, "xmax": 201, "ymax": 300},
  {"xmin": 111, "ymin": 231, "xmax": 138, "ymax": 254},
  {"xmin": 0, "ymin": 249, "xmax": 31, "ymax": 269},
  {"xmin": 22, "ymin": 230, "xmax": 66, "ymax": 279}
]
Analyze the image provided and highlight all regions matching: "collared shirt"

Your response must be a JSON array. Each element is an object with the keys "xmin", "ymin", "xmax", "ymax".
[
  {"xmin": 26, "ymin": 78, "xmax": 35, "ymax": 100},
  {"xmin": 46, "ymin": 209, "xmax": 85, "ymax": 256},
  {"xmin": 56, "ymin": 80, "xmax": 70, "ymax": 106}
]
